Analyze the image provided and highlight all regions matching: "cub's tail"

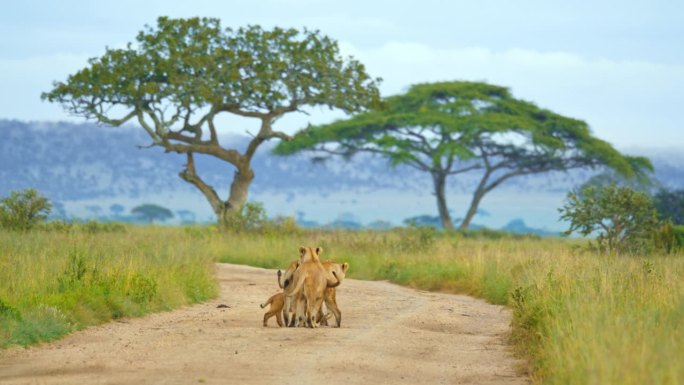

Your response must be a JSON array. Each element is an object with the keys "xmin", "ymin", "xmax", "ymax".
[{"xmin": 260, "ymin": 295, "xmax": 273, "ymax": 309}]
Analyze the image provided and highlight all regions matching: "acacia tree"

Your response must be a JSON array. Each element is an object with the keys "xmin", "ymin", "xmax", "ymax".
[
  {"xmin": 131, "ymin": 203, "xmax": 174, "ymax": 223},
  {"xmin": 275, "ymin": 81, "xmax": 652, "ymax": 230},
  {"xmin": 43, "ymin": 17, "xmax": 380, "ymax": 227}
]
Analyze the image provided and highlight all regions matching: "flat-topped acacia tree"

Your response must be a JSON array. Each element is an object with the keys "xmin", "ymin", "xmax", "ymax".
[
  {"xmin": 43, "ymin": 17, "xmax": 381, "ymax": 227},
  {"xmin": 275, "ymin": 81, "xmax": 652, "ymax": 230}
]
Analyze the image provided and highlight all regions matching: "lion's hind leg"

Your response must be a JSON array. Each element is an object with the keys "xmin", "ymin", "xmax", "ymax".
[{"xmin": 324, "ymin": 288, "xmax": 342, "ymax": 327}]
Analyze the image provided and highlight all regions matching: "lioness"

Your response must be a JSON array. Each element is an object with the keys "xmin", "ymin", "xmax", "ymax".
[
  {"xmin": 285, "ymin": 246, "xmax": 335, "ymax": 328},
  {"xmin": 280, "ymin": 254, "xmax": 349, "ymax": 327},
  {"xmin": 260, "ymin": 292, "xmax": 285, "ymax": 327}
]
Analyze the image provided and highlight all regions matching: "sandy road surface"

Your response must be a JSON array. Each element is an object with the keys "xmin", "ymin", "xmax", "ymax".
[{"xmin": 0, "ymin": 263, "xmax": 526, "ymax": 385}]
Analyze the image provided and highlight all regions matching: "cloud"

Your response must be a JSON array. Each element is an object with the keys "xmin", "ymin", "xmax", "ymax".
[
  {"xmin": 0, "ymin": 53, "xmax": 94, "ymax": 121},
  {"xmin": 338, "ymin": 41, "xmax": 684, "ymax": 150},
  {"xmin": 4, "ymin": 39, "xmax": 683, "ymax": 152}
]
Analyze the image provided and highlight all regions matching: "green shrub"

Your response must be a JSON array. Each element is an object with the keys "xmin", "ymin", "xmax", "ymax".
[
  {"xmin": 653, "ymin": 222, "xmax": 681, "ymax": 253},
  {"xmin": 559, "ymin": 185, "xmax": 659, "ymax": 255},
  {"xmin": 263, "ymin": 216, "xmax": 302, "ymax": 236},
  {"xmin": 223, "ymin": 202, "xmax": 268, "ymax": 232},
  {"xmin": 676, "ymin": 226, "xmax": 684, "ymax": 249},
  {"xmin": 0, "ymin": 189, "xmax": 52, "ymax": 231}
]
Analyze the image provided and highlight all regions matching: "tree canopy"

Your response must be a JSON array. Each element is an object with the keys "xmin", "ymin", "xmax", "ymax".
[
  {"xmin": 131, "ymin": 204, "xmax": 174, "ymax": 223},
  {"xmin": 275, "ymin": 81, "xmax": 652, "ymax": 229},
  {"xmin": 43, "ymin": 17, "xmax": 381, "ymax": 227}
]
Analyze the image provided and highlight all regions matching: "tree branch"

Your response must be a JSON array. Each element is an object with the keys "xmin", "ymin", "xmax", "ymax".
[
  {"xmin": 446, "ymin": 163, "xmax": 481, "ymax": 175},
  {"xmin": 136, "ymin": 110, "xmax": 163, "ymax": 145},
  {"xmin": 178, "ymin": 153, "xmax": 224, "ymax": 215},
  {"xmin": 218, "ymin": 99, "xmax": 303, "ymax": 121},
  {"xmin": 94, "ymin": 109, "xmax": 137, "ymax": 127},
  {"xmin": 137, "ymin": 109, "xmax": 242, "ymax": 165},
  {"xmin": 483, "ymin": 169, "xmax": 530, "ymax": 194}
]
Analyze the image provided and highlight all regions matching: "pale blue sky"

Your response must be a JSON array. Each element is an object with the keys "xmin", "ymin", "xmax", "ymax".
[{"xmin": 2, "ymin": 0, "xmax": 683, "ymax": 150}]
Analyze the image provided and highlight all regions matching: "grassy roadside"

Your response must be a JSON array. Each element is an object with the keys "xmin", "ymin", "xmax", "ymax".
[{"xmin": 0, "ymin": 226, "xmax": 217, "ymax": 347}]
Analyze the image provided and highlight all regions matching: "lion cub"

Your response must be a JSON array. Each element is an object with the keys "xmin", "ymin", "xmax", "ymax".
[{"xmin": 260, "ymin": 292, "xmax": 285, "ymax": 327}]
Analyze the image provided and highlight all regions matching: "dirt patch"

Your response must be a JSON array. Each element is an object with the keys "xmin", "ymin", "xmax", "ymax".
[{"xmin": 0, "ymin": 263, "xmax": 527, "ymax": 384}]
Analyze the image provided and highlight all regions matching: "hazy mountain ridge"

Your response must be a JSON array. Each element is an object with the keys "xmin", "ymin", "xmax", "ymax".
[
  {"xmin": 3, "ymin": 120, "xmax": 683, "ymax": 200},
  {"xmin": 2, "ymin": 120, "xmax": 682, "ymax": 227},
  {"xmin": 1, "ymin": 120, "xmax": 424, "ymax": 200}
]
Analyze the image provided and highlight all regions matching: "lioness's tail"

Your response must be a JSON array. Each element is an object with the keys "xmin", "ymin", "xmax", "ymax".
[{"xmin": 287, "ymin": 273, "xmax": 305, "ymax": 298}]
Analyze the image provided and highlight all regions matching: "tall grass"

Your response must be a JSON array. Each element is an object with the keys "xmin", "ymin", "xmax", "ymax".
[{"xmin": 0, "ymin": 225, "xmax": 217, "ymax": 347}]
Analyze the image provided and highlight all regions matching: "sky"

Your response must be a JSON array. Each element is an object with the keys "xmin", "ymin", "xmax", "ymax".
[{"xmin": 1, "ymin": 0, "xmax": 683, "ymax": 151}]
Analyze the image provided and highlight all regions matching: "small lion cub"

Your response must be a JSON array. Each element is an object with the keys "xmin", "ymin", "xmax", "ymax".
[{"xmin": 260, "ymin": 292, "xmax": 285, "ymax": 327}]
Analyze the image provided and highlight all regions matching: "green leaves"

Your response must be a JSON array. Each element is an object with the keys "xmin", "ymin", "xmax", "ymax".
[
  {"xmin": 0, "ymin": 189, "xmax": 52, "ymax": 231},
  {"xmin": 277, "ymin": 80, "xmax": 649, "ymax": 178},
  {"xmin": 559, "ymin": 185, "xmax": 660, "ymax": 255},
  {"xmin": 43, "ymin": 17, "xmax": 381, "ymax": 123}
]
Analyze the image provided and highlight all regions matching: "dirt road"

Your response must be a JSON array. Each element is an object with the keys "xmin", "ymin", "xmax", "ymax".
[{"xmin": 0, "ymin": 263, "xmax": 526, "ymax": 385}]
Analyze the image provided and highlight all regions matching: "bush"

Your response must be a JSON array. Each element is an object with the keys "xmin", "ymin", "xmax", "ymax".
[
  {"xmin": 653, "ymin": 188, "xmax": 684, "ymax": 225},
  {"xmin": 263, "ymin": 216, "xmax": 302, "ymax": 236},
  {"xmin": 657, "ymin": 224, "xmax": 684, "ymax": 253},
  {"xmin": 559, "ymin": 185, "xmax": 659, "ymax": 255},
  {"xmin": 222, "ymin": 202, "xmax": 302, "ymax": 234},
  {"xmin": 0, "ymin": 189, "xmax": 52, "ymax": 231},
  {"xmin": 223, "ymin": 202, "xmax": 267, "ymax": 232},
  {"xmin": 676, "ymin": 226, "xmax": 684, "ymax": 248}
]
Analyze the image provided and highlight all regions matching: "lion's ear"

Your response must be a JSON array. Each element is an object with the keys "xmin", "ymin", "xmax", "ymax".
[
  {"xmin": 316, "ymin": 247, "xmax": 323, "ymax": 255},
  {"xmin": 342, "ymin": 262, "xmax": 349, "ymax": 272},
  {"xmin": 299, "ymin": 246, "xmax": 307, "ymax": 256}
]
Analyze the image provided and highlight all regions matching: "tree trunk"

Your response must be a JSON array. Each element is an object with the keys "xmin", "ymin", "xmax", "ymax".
[
  {"xmin": 216, "ymin": 165, "xmax": 254, "ymax": 228},
  {"xmin": 179, "ymin": 152, "xmax": 255, "ymax": 230},
  {"xmin": 459, "ymin": 167, "xmax": 495, "ymax": 230},
  {"xmin": 459, "ymin": 189, "xmax": 486, "ymax": 230},
  {"xmin": 432, "ymin": 172, "xmax": 454, "ymax": 230}
]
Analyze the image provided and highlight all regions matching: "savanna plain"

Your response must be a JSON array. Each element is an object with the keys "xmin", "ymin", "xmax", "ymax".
[{"xmin": 1, "ymin": 224, "xmax": 683, "ymax": 384}]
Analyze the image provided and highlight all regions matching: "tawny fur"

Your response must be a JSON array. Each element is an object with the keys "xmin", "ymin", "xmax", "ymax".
[
  {"xmin": 318, "ymin": 261, "xmax": 349, "ymax": 327},
  {"xmin": 284, "ymin": 256, "xmax": 349, "ymax": 328},
  {"xmin": 260, "ymin": 292, "xmax": 285, "ymax": 327},
  {"xmin": 285, "ymin": 247, "xmax": 330, "ymax": 328}
]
